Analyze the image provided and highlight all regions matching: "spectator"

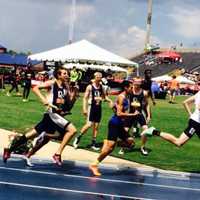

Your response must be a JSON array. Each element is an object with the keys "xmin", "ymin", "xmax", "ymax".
[{"xmin": 168, "ymin": 75, "xmax": 179, "ymax": 104}]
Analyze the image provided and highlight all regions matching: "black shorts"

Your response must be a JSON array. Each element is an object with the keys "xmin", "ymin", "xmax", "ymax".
[
  {"xmin": 35, "ymin": 112, "xmax": 71, "ymax": 137},
  {"xmin": 107, "ymin": 119, "xmax": 130, "ymax": 142},
  {"xmin": 123, "ymin": 114, "xmax": 146, "ymax": 128},
  {"xmin": 88, "ymin": 104, "xmax": 102, "ymax": 123},
  {"xmin": 184, "ymin": 119, "xmax": 200, "ymax": 138}
]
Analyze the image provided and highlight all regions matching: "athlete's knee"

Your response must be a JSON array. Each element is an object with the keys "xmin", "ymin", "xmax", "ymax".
[{"xmin": 174, "ymin": 140, "xmax": 183, "ymax": 147}]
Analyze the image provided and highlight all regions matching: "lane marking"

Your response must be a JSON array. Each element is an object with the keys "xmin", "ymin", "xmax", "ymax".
[
  {"xmin": 0, "ymin": 166, "xmax": 200, "ymax": 192},
  {"xmin": 0, "ymin": 181, "xmax": 155, "ymax": 200}
]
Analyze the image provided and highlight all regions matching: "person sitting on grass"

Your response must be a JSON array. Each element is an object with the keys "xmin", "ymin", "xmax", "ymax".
[
  {"xmin": 89, "ymin": 80, "xmax": 139, "ymax": 176},
  {"xmin": 143, "ymin": 91, "xmax": 200, "ymax": 148}
]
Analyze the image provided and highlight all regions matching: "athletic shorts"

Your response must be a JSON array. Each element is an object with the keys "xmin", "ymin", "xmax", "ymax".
[
  {"xmin": 35, "ymin": 112, "xmax": 71, "ymax": 137},
  {"xmin": 184, "ymin": 119, "xmax": 200, "ymax": 138},
  {"xmin": 88, "ymin": 104, "xmax": 102, "ymax": 123},
  {"xmin": 107, "ymin": 119, "xmax": 130, "ymax": 142},
  {"xmin": 170, "ymin": 89, "xmax": 177, "ymax": 96},
  {"xmin": 123, "ymin": 113, "xmax": 146, "ymax": 128}
]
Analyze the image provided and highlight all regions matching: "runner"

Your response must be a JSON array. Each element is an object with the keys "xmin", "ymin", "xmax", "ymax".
[
  {"xmin": 3, "ymin": 66, "xmax": 77, "ymax": 166},
  {"xmin": 143, "ymin": 91, "xmax": 200, "ymax": 147},
  {"xmin": 73, "ymin": 72, "xmax": 112, "ymax": 151},
  {"xmin": 21, "ymin": 82, "xmax": 78, "ymax": 167},
  {"xmin": 120, "ymin": 77, "xmax": 151, "ymax": 155},
  {"xmin": 168, "ymin": 75, "xmax": 179, "ymax": 104},
  {"xmin": 89, "ymin": 80, "xmax": 139, "ymax": 176}
]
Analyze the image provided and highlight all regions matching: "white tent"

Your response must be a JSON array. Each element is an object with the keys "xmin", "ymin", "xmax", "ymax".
[
  {"xmin": 176, "ymin": 76, "xmax": 195, "ymax": 84},
  {"xmin": 63, "ymin": 63, "xmax": 128, "ymax": 73},
  {"xmin": 152, "ymin": 75, "xmax": 172, "ymax": 82},
  {"xmin": 29, "ymin": 40, "xmax": 137, "ymax": 67}
]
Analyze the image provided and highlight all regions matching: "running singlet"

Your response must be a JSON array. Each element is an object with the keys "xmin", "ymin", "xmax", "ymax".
[
  {"xmin": 190, "ymin": 91, "xmax": 200, "ymax": 123},
  {"xmin": 129, "ymin": 90, "xmax": 145, "ymax": 113},
  {"xmin": 89, "ymin": 84, "xmax": 103, "ymax": 107},
  {"xmin": 111, "ymin": 94, "xmax": 129, "ymax": 125},
  {"xmin": 48, "ymin": 81, "xmax": 70, "ymax": 115}
]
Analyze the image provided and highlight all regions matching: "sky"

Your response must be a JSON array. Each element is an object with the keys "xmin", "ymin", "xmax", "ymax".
[{"xmin": 1, "ymin": 0, "xmax": 200, "ymax": 58}]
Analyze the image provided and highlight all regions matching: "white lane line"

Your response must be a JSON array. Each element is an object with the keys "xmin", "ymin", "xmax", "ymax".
[
  {"xmin": 0, "ymin": 181, "xmax": 155, "ymax": 200},
  {"xmin": 0, "ymin": 166, "xmax": 200, "ymax": 192}
]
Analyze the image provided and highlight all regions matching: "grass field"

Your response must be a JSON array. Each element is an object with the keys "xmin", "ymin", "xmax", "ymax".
[{"xmin": 0, "ymin": 87, "xmax": 200, "ymax": 172}]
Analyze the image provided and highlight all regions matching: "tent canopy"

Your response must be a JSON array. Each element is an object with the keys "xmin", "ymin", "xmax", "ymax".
[
  {"xmin": 152, "ymin": 75, "xmax": 172, "ymax": 82},
  {"xmin": 176, "ymin": 75, "xmax": 195, "ymax": 84},
  {"xmin": 63, "ymin": 63, "xmax": 128, "ymax": 73},
  {"xmin": 152, "ymin": 75, "xmax": 195, "ymax": 84},
  {"xmin": 29, "ymin": 40, "xmax": 137, "ymax": 67}
]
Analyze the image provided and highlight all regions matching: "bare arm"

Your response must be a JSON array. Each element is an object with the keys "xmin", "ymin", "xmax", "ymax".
[
  {"xmin": 116, "ymin": 95, "xmax": 138, "ymax": 117},
  {"xmin": 32, "ymin": 79, "xmax": 55, "ymax": 105},
  {"xmin": 83, "ymin": 85, "xmax": 91, "ymax": 115},
  {"xmin": 144, "ymin": 91, "xmax": 151, "ymax": 123},
  {"xmin": 183, "ymin": 95, "xmax": 195, "ymax": 116}
]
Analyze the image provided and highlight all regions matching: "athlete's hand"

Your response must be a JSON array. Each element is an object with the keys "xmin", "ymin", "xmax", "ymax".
[
  {"xmin": 132, "ymin": 110, "xmax": 140, "ymax": 116},
  {"xmin": 146, "ymin": 116, "xmax": 151, "ymax": 124}
]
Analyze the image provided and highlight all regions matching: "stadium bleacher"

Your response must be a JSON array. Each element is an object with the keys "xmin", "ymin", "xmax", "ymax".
[{"xmin": 130, "ymin": 50, "xmax": 200, "ymax": 77}]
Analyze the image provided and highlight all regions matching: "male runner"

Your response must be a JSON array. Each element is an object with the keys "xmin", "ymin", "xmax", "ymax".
[
  {"xmin": 73, "ymin": 72, "xmax": 112, "ymax": 150},
  {"xmin": 121, "ymin": 77, "xmax": 151, "ymax": 155},
  {"xmin": 89, "ymin": 80, "xmax": 139, "ymax": 176},
  {"xmin": 143, "ymin": 91, "xmax": 200, "ymax": 147},
  {"xmin": 3, "ymin": 67, "xmax": 77, "ymax": 166}
]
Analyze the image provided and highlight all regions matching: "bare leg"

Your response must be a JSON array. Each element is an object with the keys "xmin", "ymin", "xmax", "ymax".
[
  {"xmin": 80, "ymin": 122, "xmax": 92, "ymax": 134},
  {"xmin": 97, "ymin": 140, "xmax": 115, "ymax": 162},
  {"xmin": 55, "ymin": 124, "xmax": 77, "ymax": 155},
  {"xmin": 89, "ymin": 140, "xmax": 115, "ymax": 176},
  {"xmin": 160, "ymin": 132, "xmax": 190, "ymax": 147},
  {"xmin": 140, "ymin": 125, "xmax": 149, "ymax": 155},
  {"xmin": 26, "ymin": 137, "xmax": 50, "ymax": 158}
]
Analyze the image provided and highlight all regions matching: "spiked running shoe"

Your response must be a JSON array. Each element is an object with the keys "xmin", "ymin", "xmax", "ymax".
[
  {"xmin": 73, "ymin": 136, "xmax": 81, "ymax": 149},
  {"xmin": 118, "ymin": 148, "xmax": 125, "ymax": 155},
  {"xmin": 140, "ymin": 147, "xmax": 149, "ymax": 156},
  {"xmin": 91, "ymin": 144, "xmax": 100, "ymax": 151},
  {"xmin": 23, "ymin": 156, "xmax": 34, "ymax": 167},
  {"xmin": 52, "ymin": 154, "xmax": 62, "ymax": 166},
  {"xmin": 3, "ymin": 148, "xmax": 11, "ymax": 163}
]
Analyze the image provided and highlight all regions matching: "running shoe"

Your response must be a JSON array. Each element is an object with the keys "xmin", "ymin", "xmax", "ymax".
[
  {"xmin": 3, "ymin": 148, "xmax": 11, "ymax": 163},
  {"xmin": 52, "ymin": 154, "xmax": 62, "ymax": 166},
  {"xmin": 73, "ymin": 136, "xmax": 81, "ymax": 149},
  {"xmin": 118, "ymin": 148, "xmax": 125, "ymax": 155},
  {"xmin": 143, "ymin": 127, "xmax": 156, "ymax": 136},
  {"xmin": 89, "ymin": 164, "xmax": 101, "ymax": 176},
  {"xmin": 23, "ymin": 156, "xmax": 34, "ymax": 167},
  {"xmin": 91, "ymin": 144, "xmax": 100, "ymax": 151},
  {"xmin": 140, "ymin": 147, "xmax": 148, "ymax": 156}
]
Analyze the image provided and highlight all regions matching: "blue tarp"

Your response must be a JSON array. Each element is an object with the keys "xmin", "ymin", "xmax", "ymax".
[{"xmin": 0, "ymin": 53, "xmax": 40, "ymax": 66}]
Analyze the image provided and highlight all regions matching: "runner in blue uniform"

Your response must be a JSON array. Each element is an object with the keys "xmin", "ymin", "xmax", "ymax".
[{"xmin": 89, "ymin": 80, "xmax": 139, "ymax": 176}]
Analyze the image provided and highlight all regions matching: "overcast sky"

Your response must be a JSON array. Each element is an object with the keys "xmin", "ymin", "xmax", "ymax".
[{"xmin": 1, "ymin": 0, "xmax": 200, "ymax": 58}]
